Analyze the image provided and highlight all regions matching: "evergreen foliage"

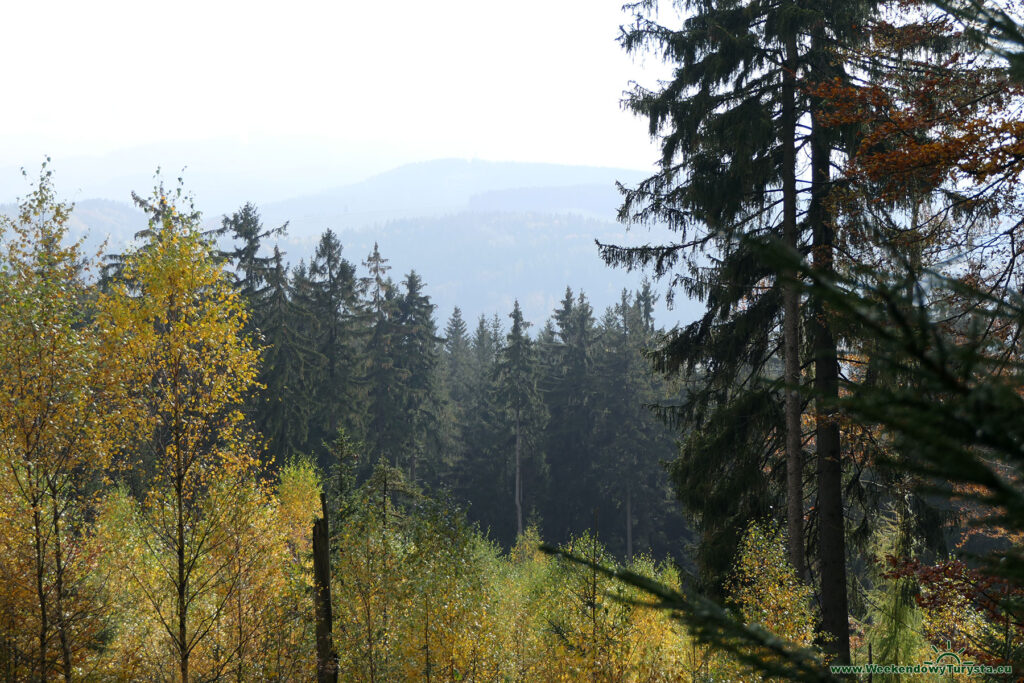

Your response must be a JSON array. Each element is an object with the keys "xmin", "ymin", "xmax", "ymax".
[
  {"xmin": 494, "ymin": 301, "xmax": 547, "ymax": 539},
  {"xmin": 306, "ymin": 230, "xmax": 361, "ymax": 460},
  {"xmin": 253, "ymin": 247, "xmax": 318, "ymax": 465},
  {"xmin": 216, "ymin": 202, "xmax": 287, "ymax": 301}
]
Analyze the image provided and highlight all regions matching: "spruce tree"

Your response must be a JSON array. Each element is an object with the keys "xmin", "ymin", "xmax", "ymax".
[
  {"xmin": 539, "ymin": 288, "xmax": 598, "ymax": 543},
  {"xmin": 361, "ymin": 244, "xmax": 405, "ymax": 467},
  {"xmin": 438, "ymin": 308, "xmax": 473, "ymax": 488},
  {"xmin": 593, "ymin": 291, "xmax": 680, "ymax": 562},
  {"xmin": 287, "ymin": 260, "xmax": 329, "ymax": 456},
  {"xmin": 392, "ymin": 271, "xmax": 443, "ymax": 483},
  {"xmin": 216, "ymin": 202, "xmax": 287, "ymax": 302},
  {"xmin": 442, "ymin": 307, "xmax": 472, "ymax": 408},
  {"xmin": 253, "ymin": 248, "xmax": 318, "ymax": 464},
  {"xmin": 494, "ymin": 301, "xmax": 547, "ymax": 539},
  {"xmin": 445, "ymin": 315, "xmax": 506, "ymax": 539},
  {"xmin": 608, "ymin": 0, "xmax": 799, "ymax": 584},
  {"xmin": 609, "ymin": 0, "xmax": 880, "ymax": 659},
  {"xmin": 306, "ymin": 230, "xmax": 361, "ymax": 456},
  {"xmin": 216, "ymin": 204, "xmax": 291, "ymax": 432}
]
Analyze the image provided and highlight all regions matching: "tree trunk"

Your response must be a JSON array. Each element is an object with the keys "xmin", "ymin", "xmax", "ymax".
[
  {"xmin": 313, "ymin": 494, "xmax": 338, "ymax": 683},
  {"xmin": 625, "ymin": 481, "xmax": 633, "ymax": 563},
  {"xmin": 423, "ymin": 593, "xmax": 432, "ymax": 683},
  {"xmin": 177, "ymin": 477, "xmax": 188, "ymax": 683},
  {"xmin": 514, "ymin": 411, "xmax": 523, "ymax": 538},
  {"xmin": 235, "ymin": 543, "xmax": 245, "ymax": 683},
  {"xmin": 49, "ymin": 493, "xmax": 72, "ymax": 682},
  {"xmin": 810, "ymin": 68, "xmax": 851, "ymax": 663},
  {"xmin": 32, "ymin": 504, "xmax": 49, "ymax": 683},
  {"xmin": 782, "ymin": 23, "xmax": 806, "ymax": 580}
]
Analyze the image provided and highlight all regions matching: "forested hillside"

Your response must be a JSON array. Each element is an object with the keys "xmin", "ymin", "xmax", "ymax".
[
  {"xmin": 5, "ymin": 0, "xmax": 1024, "ymax": 680},
  {"xmin": 204, "ymin": 201, "xmax": 691, "ymax": 557}
]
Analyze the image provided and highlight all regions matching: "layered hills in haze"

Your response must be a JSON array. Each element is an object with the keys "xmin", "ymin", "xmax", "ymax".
[{"xmin": 2, "ymin": 158, "xmax": 697, "ymax": 325}]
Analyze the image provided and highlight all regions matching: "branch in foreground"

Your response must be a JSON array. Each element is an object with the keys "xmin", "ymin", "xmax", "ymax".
[{"xmin": 538, "ymin": 544, "xmax": 838, "ymax": 682}]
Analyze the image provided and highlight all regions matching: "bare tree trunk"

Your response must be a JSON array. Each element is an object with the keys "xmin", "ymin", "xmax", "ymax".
[
  {"xmin": 810, "ymin": 59, "xmax": 850, "ymax": 663},
  {"xmin": 313, "ymin": 494, "xmax": 338, "ymax": 683},
  {"xmin": 782, "ymin": 23, "xmax": 806, "ymax": 580},
  {"xmin": 380, "ymin": 470, "xmax": 389, "ymax": 676},
  {"xmin": 514, "ymin": 411, "xmax": 523, "ymax": 538},
  {"xmin": 625, "ymin": 482, "xmax": 633, "ymax": 563}
]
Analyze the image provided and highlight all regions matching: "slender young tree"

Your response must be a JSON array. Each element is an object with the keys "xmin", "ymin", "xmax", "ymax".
[
  {"xmin": 0, "ymin": 168, "xmax": 121, "ymax": 681},
  {"xmin": 97, "ymin": 186, "xmax": 262, "ymax": 683}
]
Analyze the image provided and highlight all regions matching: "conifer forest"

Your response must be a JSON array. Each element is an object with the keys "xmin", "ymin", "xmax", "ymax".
[{"xmin": 6, "ymin": 0, "xmax": 1024, "ymax": 681}]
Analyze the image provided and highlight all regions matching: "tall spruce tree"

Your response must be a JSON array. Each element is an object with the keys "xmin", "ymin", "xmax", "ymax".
[
  {"xmin": 539, "ymin": 288, "xmax": 598, "ymax": 543},
  {"xmin": 608, "ymin": 0, "xmax": 879, "ymax": 660},
  {"xmin": 392, "ymin": 271, "xmax": 443, "ymax": 484},
  {"xmin": 494, "ymin": 301, "xmax": 547, "ymax": 539},
  {"xmin": 216, "ymin": 204, "xmax": 293, "ymax": 436},
  {"xmin": 286, "ymin": 259, "xmax": 327, "ymax": 456},
  {"xmin": 451, "ymin": 315, "xmax": 505, "ymax": 535},
  {"xmin": 361, "ymin": 244, "xmax": 406, "ymax": 467},
  {"xmin": 438, "ymin": 308, "xmax": 473, "ymax": 487},
  {"xmin": 609, "ymin": 4, "xmax": 797, "ymax": 593},
  {"xmin": 253, "ymin": 248, "xmax": 318, "ymax": 464},
  {"xmin": 307, "ymin": 230, "xmax": 361, "ymax": 457},
  {"xmin": 592, "ymin": 291, "xmax": 680, "ymax": 562}
]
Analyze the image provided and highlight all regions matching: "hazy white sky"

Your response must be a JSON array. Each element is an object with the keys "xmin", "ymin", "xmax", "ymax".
[{"xmin": 2, "ymin": 0, "xmax": 668, "ymax": 179}]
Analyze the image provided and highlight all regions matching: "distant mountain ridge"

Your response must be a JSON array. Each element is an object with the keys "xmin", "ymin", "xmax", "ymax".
[
  {"xmin": 467, "ymin": 184, "xmax": 625, "ymax": 218},
  {"xmin": 259, "ymin": 158, "xmax": 647, "ymax": 232},
  {"xmin": 1, "ymin": 159, "xmax": 697, "ymax": 326}
]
